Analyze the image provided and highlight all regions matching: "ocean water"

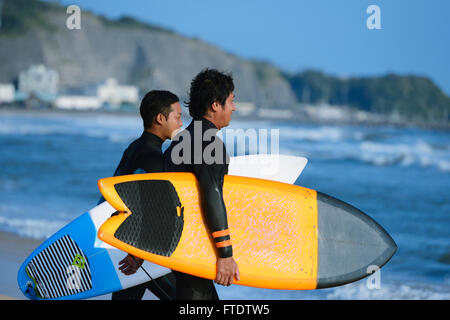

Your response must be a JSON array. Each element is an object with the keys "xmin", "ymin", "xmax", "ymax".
[{"xmin": 1, "ymin": 110, "xmax": 449, "ymax": 300}]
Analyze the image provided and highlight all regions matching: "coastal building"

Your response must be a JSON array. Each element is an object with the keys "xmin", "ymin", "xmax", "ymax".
[
  {"xmin": 54, "ymin": 96, "xmax": 102, "ymax": 110},
  {"xmin": 303, "ymin": 104, "xmax": 348, "ymax": 122},
  {"xmin": 257, "ymin": 108, "xmax": 293, "ymax": 120},
  {"xmin": 18, "ymin": 64, "xmax": 59, "ymax": 96},
  {"xmin": 0, "ymin": 83, "xmax": 15, "ymax": 104},
  {"xmin": 235, "ymin": 102, "xmax": 256, "ymax": 117},
  {"xmin": 97, "ymin": 78, "xmax": 139, "ymax": 107}
]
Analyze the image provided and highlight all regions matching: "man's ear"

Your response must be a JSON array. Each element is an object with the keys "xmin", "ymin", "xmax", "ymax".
[
  {"xmin": 154, "ymin": 113, "xmax": 166, "ymax": 126},
  {"xmin": 211, "ymin": 101, "xmax": 221, "ymax": 113}
]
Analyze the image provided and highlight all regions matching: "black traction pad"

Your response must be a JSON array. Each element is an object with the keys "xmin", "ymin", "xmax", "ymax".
[{"xmin": 113, "ymin": 180, "xmax": 184, "ymax": 257}]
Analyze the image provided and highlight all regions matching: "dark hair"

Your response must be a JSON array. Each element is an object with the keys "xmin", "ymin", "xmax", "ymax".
[
  {"xmin": 185, "ymin": 68, "xmax": 234, "ymax": 119},
  {"xmin": 140, "ymin": 90, "xmax": 179, "ymax": 129}
]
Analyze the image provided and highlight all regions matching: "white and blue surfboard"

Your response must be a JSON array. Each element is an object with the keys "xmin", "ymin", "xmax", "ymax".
[{"xmin": 17, "ymin": 155, "xmax": 307, "ymax": 300}]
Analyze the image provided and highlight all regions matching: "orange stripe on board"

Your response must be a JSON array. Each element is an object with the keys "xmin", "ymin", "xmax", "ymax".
[
  {"xmin": 212, "ymin": 229, "xmax": 229, "ymax": 238},
  {"xmin": 216, "ymin": 240, "xmax": 232, "ymax": 248}
]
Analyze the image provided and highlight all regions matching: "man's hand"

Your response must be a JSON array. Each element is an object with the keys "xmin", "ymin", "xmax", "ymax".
[
  {"xmin": 118, "ymin": 254, "xmax": 143, "ymax": 275},
  {"xmin": 215, "ymin": 257, "xmax": 240, "ymax": 286}
]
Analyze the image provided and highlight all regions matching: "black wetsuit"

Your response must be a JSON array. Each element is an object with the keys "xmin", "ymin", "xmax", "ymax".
[
  {"xmin": 100, "ymin": 131, "xmax": 176, "ymax": 300},
  {"xmin": 163, "ymin": 118, "xmax": 232, "ymax": 300}
]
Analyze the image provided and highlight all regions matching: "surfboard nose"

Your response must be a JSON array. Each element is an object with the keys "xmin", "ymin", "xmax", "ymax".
[{"xmin": 315, "ymin": 192, "xmax": 397, "ymax": 289}]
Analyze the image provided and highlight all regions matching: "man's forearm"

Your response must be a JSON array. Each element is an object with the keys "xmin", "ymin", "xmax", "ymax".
[{"xmin": 195, "ymin": 165, "xmax": 233, "ymax": 258}]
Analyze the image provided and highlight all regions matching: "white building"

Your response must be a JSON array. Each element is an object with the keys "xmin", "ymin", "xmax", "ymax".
[
  {"xmin": 0, "ymin": 83, "xmax": 15, "ymax": 104},
  {"xmin": 18, "ymin": 64, "xmax": 59, "ymax": 96},
  {"xmin": 257, "ymin": 108, "xmax": 293, "ymax": 119},
  {"xmin": 303, "ymin": 104, "xmax": 347, "ymax": 122},
  {"xmin": 97, "ymin": 78, "xmax": 139, "ymax": 106},
  {"xmin": 235, "ymin": 102, "xmax": 256, "ymax": 116},
  {"xmin": 54, "ymin": 96, "xmax": 102, "ymax": 110}
]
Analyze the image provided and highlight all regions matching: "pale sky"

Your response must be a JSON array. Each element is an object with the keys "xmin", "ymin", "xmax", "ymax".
[{"xmin": 58, "ymin": 0, "xmax": 450, "ymax": 94}]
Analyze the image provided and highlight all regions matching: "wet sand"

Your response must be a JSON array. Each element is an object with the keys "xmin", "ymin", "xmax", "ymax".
[
  {"xmin": 0, "ymin": 231, "xmax": 42, "ymax": 299},
  {"xmin": 0, "ymin": 231, "xmax": 112, "ymax": 300}
]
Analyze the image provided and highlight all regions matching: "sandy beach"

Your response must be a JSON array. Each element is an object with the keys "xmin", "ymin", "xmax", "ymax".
[
  {"xmin": 0, "ymin": 231, "xmax": 42, "ymax": 299},
  {"xmin": 0, "ymin": 231, "xmax": 113, "ymax": 300},
  {"xmin": 0, "ymin": 231, "xmax": 158, "ymax": 300}
]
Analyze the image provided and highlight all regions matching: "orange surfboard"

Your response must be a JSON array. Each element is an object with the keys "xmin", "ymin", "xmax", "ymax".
[{"xmin": 97, "ymin": 173, "xmax": 396, "ymax": 290}]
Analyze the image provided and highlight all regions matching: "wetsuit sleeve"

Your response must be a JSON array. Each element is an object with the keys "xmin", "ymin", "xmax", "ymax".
[{"xmin": 193, "ymin": 164, "xmax": 233, "ymax": 258}]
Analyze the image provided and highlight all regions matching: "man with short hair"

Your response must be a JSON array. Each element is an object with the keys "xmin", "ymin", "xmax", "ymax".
[
  {"xmin": 164, "ymin": 69, "xmax": 240, "ymax": 300},
  {"xmin": 100, "ymin": 90, "xmax": 183, "ymax": 300}
]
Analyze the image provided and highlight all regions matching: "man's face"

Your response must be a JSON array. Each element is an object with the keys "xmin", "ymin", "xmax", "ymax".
[
  {"xmin": 217, "ymin": 92, "xmax": 236, "ymax": 129},
  {"xmin": 165, "ymin": 102, "xmax": 183, "ymax": 139}
]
